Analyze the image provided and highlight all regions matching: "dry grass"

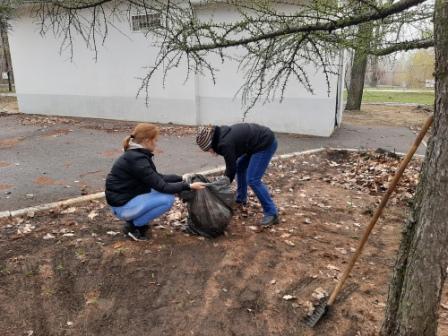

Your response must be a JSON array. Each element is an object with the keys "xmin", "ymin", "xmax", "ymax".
[{"xmin": 344, "ymin": 105, "xmax": 431, "ymax": 128}]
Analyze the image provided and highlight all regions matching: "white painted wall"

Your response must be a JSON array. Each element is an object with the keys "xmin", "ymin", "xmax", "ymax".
[{"xmin": 8, "ymin": 3, "xmax": 344, "ymax": 136}]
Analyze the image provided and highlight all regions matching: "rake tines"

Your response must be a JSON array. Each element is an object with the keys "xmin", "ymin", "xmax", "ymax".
[{"xmin": 304, "ymin": 299, "xmax": 329, "ymax": 327}]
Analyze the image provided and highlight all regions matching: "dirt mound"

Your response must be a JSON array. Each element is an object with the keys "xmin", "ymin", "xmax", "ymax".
[{"xmin": 1, "ymin": 150, "xmax": 447, "ymax": 336}]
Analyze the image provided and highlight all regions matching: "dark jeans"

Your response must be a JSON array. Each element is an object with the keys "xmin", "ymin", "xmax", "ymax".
[{"xmin": 236, "ymin": 139, "xmax": 278, "ymax": 216}]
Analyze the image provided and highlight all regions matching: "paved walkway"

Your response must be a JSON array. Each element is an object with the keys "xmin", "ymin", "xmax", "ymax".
[{"xmin": 0, "ymin": 114, "xmax": 426, "ymax": 211}]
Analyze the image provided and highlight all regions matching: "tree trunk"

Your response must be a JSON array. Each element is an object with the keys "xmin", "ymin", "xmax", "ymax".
[
  {"xmin": 345, "ymin": 23, "xmax": 373, "ymax": 111},
  {"xmin": 370, "ymin": 55, "xmax": 379, "ymax": 88},
  {"xmin": 381, "ymin": 1, "xmax": 448, "ymax": 335},
  {"xmin": 0, "ymin": 21, "xmax": 13, "ymax": 92}
]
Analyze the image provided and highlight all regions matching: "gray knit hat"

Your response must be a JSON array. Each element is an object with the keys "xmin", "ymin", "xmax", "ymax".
[{"xmin": 196, "ymin": 126, "xmax": 215, "ymax": 151}]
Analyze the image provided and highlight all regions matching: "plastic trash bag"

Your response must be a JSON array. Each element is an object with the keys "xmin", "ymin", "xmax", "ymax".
[{"xmin": 180, "ymin": 174, "xmax": 234, "ymax": 238}]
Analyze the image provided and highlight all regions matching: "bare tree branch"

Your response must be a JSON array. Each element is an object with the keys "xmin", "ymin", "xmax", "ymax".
[
  {"xmin": 184, "ymin": 0, "xmax": 427, "ymax": 52},
  {"xmin": 371, "ymin": 38, "xmax": 434, "ymax": 55},
  {"xmin": 5, "ymin": 0, "xmax": 433, "ymax": 113}
]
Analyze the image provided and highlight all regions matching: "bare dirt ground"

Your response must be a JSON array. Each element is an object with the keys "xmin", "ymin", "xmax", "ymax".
[
  {"xmin": 344, "ymin": 104, "xmax": 432, "ymax": 129},
  {"xmin": 1, "ymin": 149, "xmax": 447, "ymax": 336}
]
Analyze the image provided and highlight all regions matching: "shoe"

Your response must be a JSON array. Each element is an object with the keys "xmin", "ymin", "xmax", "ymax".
[
  {"xmin": 234, "ymin": 200, "xmax": 248, "ymax": 211},
  {"xmin": 136, "ymin": 225, "xmax": 150, "ymax": 240},
  {"xmin": 122, "ymin": 222, "xmax": 149, "ymax": 241},
  {"xmin": 261, "ymin": 215, "xmax": 279, "ymax": 226}
]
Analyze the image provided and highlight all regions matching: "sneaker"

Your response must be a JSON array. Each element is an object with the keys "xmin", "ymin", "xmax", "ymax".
[
  {"xmin": 261, "ymin": 215, "xmax": 279, "ymax": 226},
  {"xmin": 122, "ymin": 222, "xmax": 149, "ymax": 241}
]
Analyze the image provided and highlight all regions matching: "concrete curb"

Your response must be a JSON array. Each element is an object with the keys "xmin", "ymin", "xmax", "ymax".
[
  {"xmin": 0, "ymin": 192, "xmax": 105, "ymax": 219},
  {"xmin": 0, "ymin": 147, "xmax": 424, "ymax": 219}
]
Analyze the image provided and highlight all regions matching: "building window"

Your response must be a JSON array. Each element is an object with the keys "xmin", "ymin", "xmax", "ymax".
[{"xmin": 131, "ymin": 13, "xmax": 161, "ymax": 32}]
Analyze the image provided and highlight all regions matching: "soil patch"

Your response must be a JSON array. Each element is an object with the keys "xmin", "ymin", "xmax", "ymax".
[
  {"xmin": 0, "ymin": 183, "xmax": 13, "ymax": 191},
  {"xmin": 33, "ymin": 176, "xmax": 65, "ymax": 186},
  {"xmin": 0, "ymin": 161, "xmax": 11, "ymax": 168},
  {"xmin": 0, "ymin": 150, "xmax": 447, "ymax": 336},
  {"xmin": 0, "ymin": 137, "xmax": 23, "ymax": 149},
  {"xmin": 344, "ymin": 104, "xmax": 431, "ymax": 128}
]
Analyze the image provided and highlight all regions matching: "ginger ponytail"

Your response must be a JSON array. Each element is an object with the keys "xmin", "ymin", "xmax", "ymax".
[
  {"xmin": 123, "ymin": 135, "xmax": 133, "ymax": 151},
  {"xmin": 122, "ymin": 123, "xmax": 159, "ymax": 151}
]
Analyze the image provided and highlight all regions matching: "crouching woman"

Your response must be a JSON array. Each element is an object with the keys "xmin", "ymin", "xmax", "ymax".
[{"xmin": 105, "ymin": 123, "xmax": 204, "ymax": 241}]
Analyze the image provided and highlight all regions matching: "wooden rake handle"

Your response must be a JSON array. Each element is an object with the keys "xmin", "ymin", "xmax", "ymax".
[{"xmin": 327, "ymin": 114, "xmax": 434, "ymax": 306}]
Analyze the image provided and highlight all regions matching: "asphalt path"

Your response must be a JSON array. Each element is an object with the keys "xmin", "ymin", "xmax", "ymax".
[{"xmin": 0, "ymin": 114, "xmax": 426, "ymax": 211}]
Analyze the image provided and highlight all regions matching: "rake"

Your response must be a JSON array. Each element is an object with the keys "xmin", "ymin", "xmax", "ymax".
[{"xmin": 305, "ymin": 114, "xmax": 434, "ymax": 328}]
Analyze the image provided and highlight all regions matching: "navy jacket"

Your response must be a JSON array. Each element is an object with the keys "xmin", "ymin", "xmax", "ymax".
[
  {"xmin": 105, "ymin": 148, "xmax": 190, "ymax": 207},
  {"xmin": 212, "ymin": 123, "xmax": 275, "ymax": 182}
]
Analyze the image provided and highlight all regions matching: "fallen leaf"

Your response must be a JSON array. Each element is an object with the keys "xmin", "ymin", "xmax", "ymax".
[
  {"xmin": 17, "ymin": 224, "xmax": 35, "ymax": 234},
  {"xmin": 284, "ymin": 240, "xmax": 295, "ymax": 247},
  {"xmin": 304, "ymin": 301, "xmax": 315, "ymax": 316},
  {"xmin": 327, "ymin": 264, "xmax": 340, "ymax": 271},
  {"xmin": 312, "ymin": 287, "xmax": 328, "ymax": 300},
  {"xmin": 88, "ymin": 211, "xmax": 98, "ymax": 220},
  {"xmin": 335, "ymin": 247, "xmax": 347, "ymax": 255},
  {"xmin": 61, "ymin": 207, "xmax": 77, "ymax": 214}
]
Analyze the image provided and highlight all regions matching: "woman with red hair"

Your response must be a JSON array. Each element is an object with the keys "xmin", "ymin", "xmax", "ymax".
[{"xmin": 105, "ymin": 123, "xmax": 204, "ymax": 241}]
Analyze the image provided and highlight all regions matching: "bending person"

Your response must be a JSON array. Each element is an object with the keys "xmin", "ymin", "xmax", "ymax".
[{"xmin": 196, "ymin": 123, "xmax": 279, "ymax": 226}]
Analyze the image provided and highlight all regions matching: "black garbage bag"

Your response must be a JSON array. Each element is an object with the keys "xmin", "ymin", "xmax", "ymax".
[{"xmin": 180, "ymin": 174, "xmax": 234, "ymax": 238}]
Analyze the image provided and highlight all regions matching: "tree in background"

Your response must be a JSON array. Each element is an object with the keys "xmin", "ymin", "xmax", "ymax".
[
  {"xmin": 0, "ymin": 0, "xmax": 13, "ymax": 91},
  {"xmin": 0, "ymin": 22, "xmax": 13, "ymax": 92},
  {"xmin": 369, "ymin": 56, "xmax": 381, "ymax": 87},
  {"xmin": 405, "ymin": 49, "xmax": 435, "ymax": 88},
  {"xmin": 345, "ymin": 20, "xmax": 373, "ymax": 111},
  {"xmin": 392, "ymin": 55, "xmax": 409, "ymax": 86},
  {"xmin": 345, "ymin": 0, "xmax": 433, "ymax": 110},
  {"xmin": 390, "ymin": 49, "xmax": 435, "ymax": 88}
]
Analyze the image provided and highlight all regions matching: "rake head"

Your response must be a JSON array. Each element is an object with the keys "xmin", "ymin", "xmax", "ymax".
[{"xmin": 304, "ymin": 299, "xmax": 330, "ymax": 328}]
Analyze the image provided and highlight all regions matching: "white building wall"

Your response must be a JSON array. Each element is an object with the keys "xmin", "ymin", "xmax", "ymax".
[
  {"xmin": 9, "ymin": 9, "xmax": 197, "ymax": 125},
  {"xmin": 8, "ymin": 4, "xmax": 344, "ymax": 136}
]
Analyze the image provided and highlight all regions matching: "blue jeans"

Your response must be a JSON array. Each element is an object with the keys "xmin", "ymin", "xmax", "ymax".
[
  {"xmin": 111, "ymin": 191, "xmax": 175, "ymax": 227},
  {"xmin": 236, "ymin": 139, "xmax": 278, "ymax": 216}
]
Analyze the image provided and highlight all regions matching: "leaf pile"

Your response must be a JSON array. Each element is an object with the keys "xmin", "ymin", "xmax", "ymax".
[
  {"xmin": 20, "ymin": 116, "xmax": 79, "ymax": 126},
  {"xmin": 322, "ymin": 150, "xmax": 422, "ymax": 204},
  {"xmin": 19, "ymin": 114, "xmax": 197, "ymax": 137}
]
